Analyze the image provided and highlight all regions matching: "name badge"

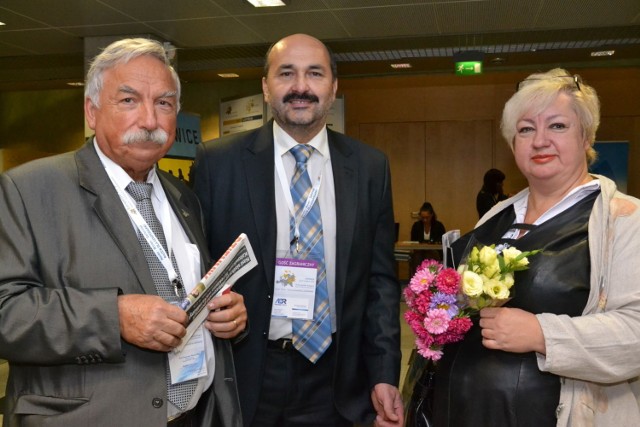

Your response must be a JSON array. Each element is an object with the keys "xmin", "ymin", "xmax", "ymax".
[
  {"xmin": 168, "ymin": 325, "xmax": 207, "ymax": 384},
  {"xmin": 272, "ymin": 258, "xmax": 318, "ymax": 320}
]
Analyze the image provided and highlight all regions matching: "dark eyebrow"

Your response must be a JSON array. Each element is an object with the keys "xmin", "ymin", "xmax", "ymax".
[{"xmin": 276, "ymin": 63, "xmax": 327, "ymax": 72}]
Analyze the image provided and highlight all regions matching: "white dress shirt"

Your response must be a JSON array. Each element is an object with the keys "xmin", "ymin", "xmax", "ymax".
[{"xmin": 270, "ymin": 122, "xmax": 338, "ymax": 340}]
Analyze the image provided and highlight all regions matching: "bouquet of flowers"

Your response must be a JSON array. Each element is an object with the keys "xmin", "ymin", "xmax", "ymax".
[
  {"xmin": 403, "ymin": 260, "xmax": 473, "ymax": 361},
  {"xmin": 459, "ymin": 243, "xmax": 541, "ymax": 310},
  {"xmin": 404, "ymin": 243, "xmax": 540, "ymax": 361}
]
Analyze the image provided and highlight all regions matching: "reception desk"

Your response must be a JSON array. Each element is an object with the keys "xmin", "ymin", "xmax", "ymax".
[
  {"xmin": 394, "ymin": 242, "xmax": 444, "ymax": 281},
  {"xmin": 394, "ymin": 241, "xmax": 443, "ymax": 252}
]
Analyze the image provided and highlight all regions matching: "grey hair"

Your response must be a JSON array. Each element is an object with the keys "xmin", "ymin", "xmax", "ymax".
[
  {"xmin": 84, "ymin": 38, "xmax": 181, "ymax": 112},
  {"xmin": 501, "ymin": 68, "xmax": 600, "ymax": 165}
]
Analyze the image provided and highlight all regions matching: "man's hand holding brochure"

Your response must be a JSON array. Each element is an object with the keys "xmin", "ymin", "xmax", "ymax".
[{"xmin": 174, "ymin": 233, "xmax": 257, "ymax": 352}]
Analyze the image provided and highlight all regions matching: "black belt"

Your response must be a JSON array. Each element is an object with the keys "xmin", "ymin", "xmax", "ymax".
[
  {"xmin": 168, "ymin": 408, "xmax": 196, "ymax": 427},
  {"xmin": 268, "ymin": 338, "xmax": 294, "ymax": 351}
]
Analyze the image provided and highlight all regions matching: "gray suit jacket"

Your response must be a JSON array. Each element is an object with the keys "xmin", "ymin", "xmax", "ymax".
[
  {"xmin": 193, "ymin": 121, "xmax": 401, "ymax": 425},
  {"xmin": 0, "ymin": 141, "xmax": 241, "ymax": 427}
]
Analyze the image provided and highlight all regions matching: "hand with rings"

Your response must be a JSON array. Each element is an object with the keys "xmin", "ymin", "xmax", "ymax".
[{"xmin": 203, "ymin": 291, "xmax": 247, "ymax": 339}]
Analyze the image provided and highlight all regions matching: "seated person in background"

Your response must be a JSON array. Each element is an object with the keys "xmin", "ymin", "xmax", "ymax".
[
  {"xmin": 476, "ymin": 168, "xmax": 509, "ymax": 218},
  {"xmin": 409, "ymin": 202, "xmax": 446, "ymax": 272},
  {"xmin": 410, "ymin": 202, "xmax": 446, "ymax": 243}
]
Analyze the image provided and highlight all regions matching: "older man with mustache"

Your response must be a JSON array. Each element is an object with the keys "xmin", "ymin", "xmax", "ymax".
[{"xmin": 0, "ymin": 38, "xmax": 245, "ymax": 427}]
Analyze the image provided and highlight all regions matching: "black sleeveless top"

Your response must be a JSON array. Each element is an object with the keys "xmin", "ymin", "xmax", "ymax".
[{"xmin": 430, "ymin": 190, "xmax": 599, "ymax": 427}]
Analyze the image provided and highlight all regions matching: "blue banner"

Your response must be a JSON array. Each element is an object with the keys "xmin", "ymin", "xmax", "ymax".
[{"xmin": 167, "ymin": 112, "xmax": 201, "ymax": 159}]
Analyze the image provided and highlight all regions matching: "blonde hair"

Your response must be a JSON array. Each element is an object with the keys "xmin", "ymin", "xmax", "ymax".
[{"xmin": 501, "ymin": 68, "xmax": 600, "ymax": 165}]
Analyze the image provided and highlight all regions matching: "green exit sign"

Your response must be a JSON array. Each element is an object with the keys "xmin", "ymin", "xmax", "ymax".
[{"xmin": 455, "ymin": 61, "xmax": 483, "ymax": 75}]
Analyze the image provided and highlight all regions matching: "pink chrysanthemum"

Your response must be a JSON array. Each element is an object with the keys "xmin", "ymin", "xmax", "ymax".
[
  {"xmin": 409, "ymin": 268, "xmax": 436, "ymax": 293},
  {"xmin": 434, "ymin": 317, "xmax": 473, "ymax": 345},
  {"xmin": 419, "ymin": 259, "xmax": 442, "ymax": 273},
  {"xmin": 403, "ymin": 287, "xmax": 416, "ymax": 305},
  {"xmin": 412, "ymin": 291, "xmax": 432, "ymax": 314},
  {"xmin": 448, "ymin": 316, "xmax": 473, "ymax": 337},
  {"xmin": 435, "ymin": 268, "xmax": 461, "ymax": 294},
  {"xmin": 403, "ymin": 258, "xmax": 478, "ymax": 361},
  {"xmin": 423, "ymin": 308, "xmax": 450, "ymax": 335},
  {"xmin": 416, "ymin": 340, "xmax": 443, "ymax": 361}
]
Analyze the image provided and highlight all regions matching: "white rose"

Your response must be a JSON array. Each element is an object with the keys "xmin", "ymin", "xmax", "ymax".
[
  {"xmin": 483, "ymin": 278, "xmax": 510, "ymax": 300},
  {"xmin": 479, "ymin": 246, "xmax": 498, "ymax": 266},
  {"xmin": 462, "ymin": 271, "xmax": 484, "ymax": 297},
  {"xmin": 503, "ymin": 272, "xmax": 515, "ymax": 289},
  {"xmin": 502, "ymin": 246, "xmax": 529, "ymax": 269},
  {"xmin": 482, "ymin": 260, "xmax": 500, "ymax": 279},
  {"xmin": 469, "ymin": 246, "xmax": 480, "ymax": 264}
]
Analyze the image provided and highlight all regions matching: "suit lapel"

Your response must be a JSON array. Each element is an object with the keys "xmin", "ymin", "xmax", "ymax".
[
  {"xmin": 328, "ymin": 130, "xmax": 357, "ymax": 315},
  {"xmin": 243, "ymin": 122, "xmax": 278, "ymax": 288},
  {"xmin": 76, "ymin": 141, "xmax": 156, "ymax": 295}
]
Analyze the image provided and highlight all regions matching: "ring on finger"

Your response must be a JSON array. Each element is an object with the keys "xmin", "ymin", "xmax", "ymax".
[{"xmin": 233, "ymin": 319, "xmax": 238, "ymax": 328}]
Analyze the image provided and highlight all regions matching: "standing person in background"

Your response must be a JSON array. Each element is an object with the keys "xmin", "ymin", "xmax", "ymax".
[
  {"xmin": 476, "ymin": 168, "xmax": 509, "ymax": 218},
  {"xmin": 410, "ymin": 202, "xmax": 446, "ymax": 243},
  {"xmin": 0, "ymin": 38, "xmax": 245, "ymax": 427},
  {"xmin": 193, "ymin": 33, "xmax": 403, "ymax": 427}
]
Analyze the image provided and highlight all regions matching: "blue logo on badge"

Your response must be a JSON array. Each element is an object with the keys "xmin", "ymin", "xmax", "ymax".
[{"xmin": 275, "ymin": 298, "xmax": 287, "ymax": 305}]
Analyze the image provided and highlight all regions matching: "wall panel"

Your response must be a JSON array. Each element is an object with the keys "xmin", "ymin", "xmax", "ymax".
[
  {"xmin": 424, "ymin": 120, "xmax": 494, "ymax": 234},
  {"xmin": 359, "ymin": 122, "xmax": 426, "ymax": 242}
]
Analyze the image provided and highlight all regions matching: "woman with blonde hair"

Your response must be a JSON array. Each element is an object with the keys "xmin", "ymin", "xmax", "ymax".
[{"xmin": 410, "ymin": 68, "xmax": 640, "ymax": 427}]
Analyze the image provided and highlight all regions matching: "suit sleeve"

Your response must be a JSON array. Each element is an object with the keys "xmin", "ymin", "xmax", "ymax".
[
  {"xmin": 192, "ymin": 143, "xmax": 214, "ymax": 254},
  {"xmin": 0, "ymin": 173, "xmax": 124, "ymax": 365},
  {"xmin": 363, "ymin": 156, "xmax": 402, "ymax": 388}
]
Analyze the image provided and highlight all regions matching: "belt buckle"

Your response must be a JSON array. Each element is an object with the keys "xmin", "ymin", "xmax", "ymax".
[{"xmin": 280, "ymin": 338, "xmax": 293, "ymax": 350}]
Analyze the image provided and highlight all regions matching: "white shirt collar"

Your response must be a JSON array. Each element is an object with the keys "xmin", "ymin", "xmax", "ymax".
[
  {"xmin": 512, "ymin": 178, "xmax": 601, "ymax": 225},
  {"xmin": 273, "ymin": 121, "xmax": 330, "ymax": 159}
]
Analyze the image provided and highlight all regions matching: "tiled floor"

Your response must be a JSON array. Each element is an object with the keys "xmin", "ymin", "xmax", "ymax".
[{"xmin": 0, "ymin": 304, "xmax": 416, "ymax": 422}]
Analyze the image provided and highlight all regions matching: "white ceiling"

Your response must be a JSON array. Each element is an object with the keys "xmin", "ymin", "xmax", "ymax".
[{"xmin": 0, "ymin": 0, "xmax": 639, "ymax": 89}]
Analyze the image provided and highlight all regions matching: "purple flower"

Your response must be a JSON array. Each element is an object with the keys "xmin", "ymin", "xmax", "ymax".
[{"xmin": 429, "ymin": 293, "xmax": 459, "ymax": 317}]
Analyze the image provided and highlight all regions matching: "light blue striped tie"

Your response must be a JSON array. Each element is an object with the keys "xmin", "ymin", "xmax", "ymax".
[{"xmin": 289, "ymin": 144, "xmax": 332, "ymax": 363}]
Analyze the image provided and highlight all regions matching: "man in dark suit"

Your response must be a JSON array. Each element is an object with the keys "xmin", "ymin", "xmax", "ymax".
[
  {"xmin": 193, "ymin": 34, "xmax": 403, "ymax": 427},
  {"xmin": 0, "ymin": 38, "xmax": 245, "ymax": 427}
]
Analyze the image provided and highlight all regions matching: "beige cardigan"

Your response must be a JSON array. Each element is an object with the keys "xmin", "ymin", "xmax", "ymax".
[{"xmin": 479, "ymin": 175, "xmax": 640, "ymax": 427}]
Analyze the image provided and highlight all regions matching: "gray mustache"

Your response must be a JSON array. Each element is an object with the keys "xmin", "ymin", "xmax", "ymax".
[{"xmin": 123, "ymin": 129, "xmax": 169, "ymax": 145}]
